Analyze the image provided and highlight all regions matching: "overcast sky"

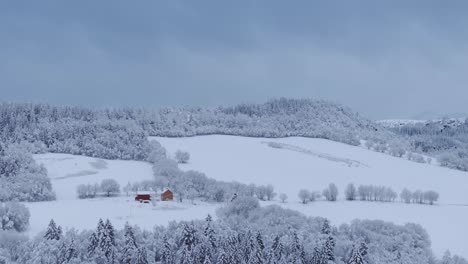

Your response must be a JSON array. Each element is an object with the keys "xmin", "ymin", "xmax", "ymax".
[{"xmin": 1, "ymin": 1, "xmax": 468, "ymax": 119}]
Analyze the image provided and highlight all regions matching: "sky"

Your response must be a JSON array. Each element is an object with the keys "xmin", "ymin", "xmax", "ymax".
[{"xmin": 1, "ymin": 1, "xmax": 468, "ymax": 119}]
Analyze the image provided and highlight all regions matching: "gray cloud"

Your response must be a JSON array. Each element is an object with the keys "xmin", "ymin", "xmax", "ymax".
[{"xmin": 1, "ymin": 0, "xmax": 468, "ymax": 119}]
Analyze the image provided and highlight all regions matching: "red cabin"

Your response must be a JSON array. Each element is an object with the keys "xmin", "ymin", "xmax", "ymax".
[
  {"xmin": 135, "ymin": 193, "xmax": 151, "ymax": 203},
  {"xmin": 161, "ymin": 189, "xmax": 173, "ymax": 201}
]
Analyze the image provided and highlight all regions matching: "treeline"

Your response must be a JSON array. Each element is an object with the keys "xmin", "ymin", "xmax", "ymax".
[
  {"xmin": 0, "ymin": 197, "xmax": 452, "ymax": 264},
  {"xmin": 384, "ymin": 118, "xmax": 468, "ymax": 172},
  {"xmin": 0, "ymin": 99, "xmax": 385, "ymax": 151},
  {"xmin": 297, "ymin": 183, "xmax": 439, "ymax": 205}
]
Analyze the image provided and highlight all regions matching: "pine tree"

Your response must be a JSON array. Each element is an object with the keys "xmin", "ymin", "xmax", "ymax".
[
  {"xmin": 289, "ymin": 231, "xmax": 304, "ymax": 264},
  {"xmin": 87, "ymin": 232, "xmax": 99, "ymax": 257},
  {"xmin": 65, "ymin": 238, "xmax": 78, "ymax": 262},
  {"xmin": 182, "ymin": 223, "xmax": 197, "ymax": 251},
  {"xmin": 104, "ymin": 219, "xmax": 116, "ymax": 247},
  {"xmin": 323, "ymin": 235, "xmax": 335, "ymax": 262},
  {"xmin": 321, "ymin": 219, "xmax": 331, "ymax": 235},
  {"xmin": 256, "ymin": 232, "xmax": 265, "ymax": 251},
  {"xmin": 180, "ymin": 246, "xmax": 194, "ymax": 264},
  {"xmin": 161, "ymin": 235, "xmax": 174, "ymax": 264},
  {"xmin": 204, "ymin": 215, "xmax": 217, "ymax": 249},
  {"xmin": 347, "ymin": 242, "xmax": 368, "ymax": 264},
  {"xmin": 121, "ymin": 222, "xmax": 138, "ymax": 264},
  {"xmin": 44, "ymin": 219, "xmax": 61, "ymax": 240},
  {"xmin": 97, "ymin": 218, "xmax": 106, "ymax": 248},
  {"xmin": 268, "ymin": 235, "xmax": 282, "ymax": 264},
  {"xmin": 137, "ymin": 247, "xmax": 149, "ymax": 264},
  {"xmin": 95, "ymin": 219, "xmax": 116, "ymax": 263}
]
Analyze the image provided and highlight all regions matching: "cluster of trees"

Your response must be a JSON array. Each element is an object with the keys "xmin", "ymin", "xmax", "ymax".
[
  {"xmin": 0, "ymin": 197, "xmax": 454, "ymax": 264},
  {"xmin": 400, "ymin": 189, "xmax": 439, "ymax": 205},
  {"xmin": 298, "ymin": 183, "xmax": 338, "ymax": 204},
  {"xmin": 385, "ymin": 118, "xmax": 468, "ymax": 172},
  {"xmin": 0, "ymin": 202, "xmax": 30, "ymax": 232},
  {"xmin": 351, "ymin": 184, "xmax": 398, "ymax": 202},
  {"xmin": 77, "ymin": 179, "xmax": 121, "ymax": 199},
  {"xmin": 297, "ymin": 183, "xmax": 439, "ymax": 206},
  {"xmin": 0, "ymin": 142, "xmax": 55, "ymax": 202}
]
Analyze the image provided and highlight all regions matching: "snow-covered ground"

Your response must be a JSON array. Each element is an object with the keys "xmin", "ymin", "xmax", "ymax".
[
  {"xmin": 28, "ymin": 153, "xmax": 217, "ymax": 235},
  {"xmin": 25, "ymin": 136, "xmax": 468, "ymax": 258},
  {"xmin": 154, "ymin": 135, "xmax": 468, "ymax": 258}
]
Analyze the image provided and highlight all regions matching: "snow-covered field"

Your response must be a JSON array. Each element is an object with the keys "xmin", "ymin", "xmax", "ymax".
[
  {"xmin": 155, "ymin": 135, "xmax": 468, "ymax": 258},
  {"xmin": 25, "ymin": 136, "xmax": 468, "ymax": 258},
  {"xmin": 27, "ymin": 154, "xmax": 217, "ymax": 235}
]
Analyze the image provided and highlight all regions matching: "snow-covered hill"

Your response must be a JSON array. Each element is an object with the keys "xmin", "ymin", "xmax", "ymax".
[{"xmin": 154, "ymin": 135, "xmax": 468, "ymax": 258}]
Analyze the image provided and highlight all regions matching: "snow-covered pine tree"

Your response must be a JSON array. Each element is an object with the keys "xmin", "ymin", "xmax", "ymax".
[
  {"xmin": 137, "ymin": 247, "xmax": 149, "ymax": 264},
  {"xmin": 161, "ymin": 235, "xmax": 174, "ymax": 264},
  {"xmin": 246, "ymin": 231, "xmax": 265, "ymax": 264},
  {"xmin": 268, "ymin": 235, "xmax": 284, "ymax": 264},
  {"xmin": 44, "ymin": 219, "xmax": 62, "ymax": 240},
  {"xmin": 65, "ymin": 238, "xmax": 78, "ymax": 262},
  {"xmin": 181, "ymin": 223, "xmax": 197, "ymax": 251},
  {"xmin": 104, "ymin": 219, "xmax": 116, "ymax": 247},
  {"xmin": 180, "ymin": 246, "xmax": 194, "ymax": 264},
  {"xmin": 321, "ymin": 219, "xmax": 331, "ymax": 235},
  {"xmin": 96, "ymin": 218, "xmax": 106, "ymax": 247},
  {"xmin": 87, "ymin": 232, "xmax": 99, "ymax": 257},
  {"xmin": 204, "ymin": 214, "xmax": 217, "ymax": 249},
  {"xmin": 96, "ymin": 219, "xmax": 116, "ymax": 263},
  {"xmin": 256, "ymin": 232, "xmax": 265, "ymax": 251},
  {"xmin": 120, "ymin": 222, "xmax": 138, "ymax": 264},
  {"xmin": 323, "ymin": 234, "xmax": 336, "ymax": 262},
  {"xmin": 347, "ymin": 242, "xmax": 368, "ymax": 264}
]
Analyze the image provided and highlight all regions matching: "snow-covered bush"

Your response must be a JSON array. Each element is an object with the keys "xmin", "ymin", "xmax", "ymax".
[
  {"xmin": 100, "ymin": 179, "xmax": 120, "ymax": 197},
  {"xmin": 323, "ymin": 183, "xmax": 338, "ymax": 201},
  {"xmin": 0, "ymin": 202, "xmax": 30, "ymax": 232},
  {"xmin": 174, "ymin": 150, "xmax": 190, "ymax": 164}
]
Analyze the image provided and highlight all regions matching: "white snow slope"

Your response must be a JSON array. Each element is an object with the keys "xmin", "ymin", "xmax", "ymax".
[{"xmin": 154, "ymin": 135, "xmax": 468, "ymax": 258}]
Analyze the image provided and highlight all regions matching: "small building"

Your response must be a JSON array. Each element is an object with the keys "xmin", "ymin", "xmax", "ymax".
[
  {"xmin": 161, "ymin": 189, "xmax": 173, "ymax": 201},
  {"xmin": 135, "ymin": 192, "xmax": 151, "ymax": 203}
]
